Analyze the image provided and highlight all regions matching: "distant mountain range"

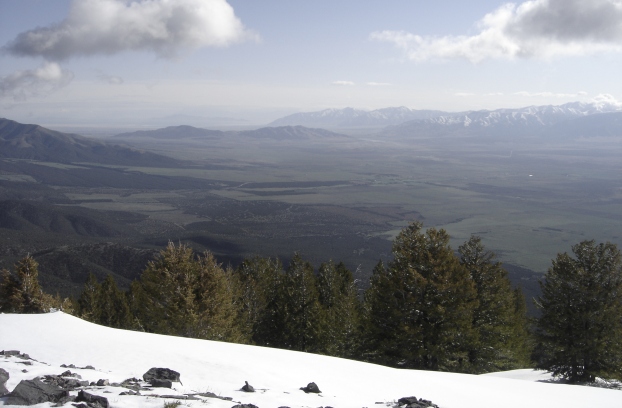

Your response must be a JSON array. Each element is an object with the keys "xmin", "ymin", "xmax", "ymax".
[
  {"xmin": 267, "ymin": 102, "xmax": 622, "ymax": 137},
  {"xmin": 115, "ymin": 124, "xmax": 351, "ymax": 142},
  {"xmin": 0, "ymin": 118, "xmax": 180, "ymax": 166},
  {"xmin": 269, "ymin": 106, "xmax": 447, "ymax": 128},
  {"xmin": 382, "ymin": 102, "xmax": 622, "ymax": 140}
]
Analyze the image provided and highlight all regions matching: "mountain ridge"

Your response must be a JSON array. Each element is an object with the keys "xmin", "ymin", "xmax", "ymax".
[{"xmin": 0, "ymin": 118, "xmax": 181, "ymax": 166}]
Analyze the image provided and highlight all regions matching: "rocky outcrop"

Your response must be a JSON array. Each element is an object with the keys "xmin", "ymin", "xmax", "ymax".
[
  {"xmin": 5, "ymin": 379, "xmax": 69, "ymax": 405},
  {"xmin": 0, "ymin": 368, "xmax": 9, "ymax": 396}
]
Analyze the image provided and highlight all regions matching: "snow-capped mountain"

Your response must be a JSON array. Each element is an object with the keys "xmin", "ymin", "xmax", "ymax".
[
  {"xmin": 268, "ymin": 106, "xmax": 447, "ymax": 128},
  {"xmin": 382, "ymin": 100, "xmax": 622, "ymax": 139},
  {"xmin": 1, "ymin": 312, "xmax": 620, "ymax": 408}
]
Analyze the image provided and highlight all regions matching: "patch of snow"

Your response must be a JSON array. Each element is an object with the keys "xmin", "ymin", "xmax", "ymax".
[{"xmin": 0, "ymin": 312, "xmax": 620, "ymax": 408}]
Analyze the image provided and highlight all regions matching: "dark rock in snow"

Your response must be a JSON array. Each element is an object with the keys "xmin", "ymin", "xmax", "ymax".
[
  {"xmin": 0, "ymin": 368, "xmax": 9, "ymax": 396},
  {"xmin": 96, "ymin": 379, "xmax": 109, "ymax": 386},
  {"xmin": 75, "ymin": 390, "xmax": 109, "ymax": 407},
  {"xmin": 300, "ymin": 382, "xmax": 321, "ymax": 393},
  {"xmin": 0, "ymin": 350, "xmax": 21, "ymax": 356},
  {"xmin": 6, "ymin": 378, "xmax": 69, "ymax": 405},
  {"xmin": 398, "ymin": 395, "xmax": 439, "ymax": 408},
  {"xmin": 143, "ymin": 367, "xmax": 181, "ymax": 383},
  {"xmin": 149, "ymin": 378, "xmax": 173, "ymax": 388},
  {"xmin": 231, "ymin": 404, "xmax": 259, "ymax": 408},
  {"xmin": 242, "ymin": 380, "xmax": 255, "ymax": 392}
]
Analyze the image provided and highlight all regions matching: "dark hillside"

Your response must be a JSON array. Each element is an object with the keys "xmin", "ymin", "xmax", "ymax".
[{"xmin": 0, "ymin": 118, "xmax": 181, "ymax": 166}]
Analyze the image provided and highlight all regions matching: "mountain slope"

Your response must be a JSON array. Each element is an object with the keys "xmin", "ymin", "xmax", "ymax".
[
  {"xmin": 269, "ymin": 106, "xmax": 447, "ymax": 128},
  {"xmin": 1, "ymin": 312, "xmax": 620, "ymax": 408},
  {"xmin": 0, "ymin": 118, "xmax": 180, "ymax": 166}
]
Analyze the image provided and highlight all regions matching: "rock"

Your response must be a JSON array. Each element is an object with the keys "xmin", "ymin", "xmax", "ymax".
[
  {"xmin": 300, "ymin": 382, "xmax": 321, "ymax": 393},
  {"xmin": 96, "ymin": 379, "xmax": 109, "ymax": 386},
  {"xmin": 84, "ymin": 365, "xmax": 96, "ymax": 370},
  {"xmin": 231, "ymin": 404, "xmax": 259, "ymax": 408},
  {"xmin": 149, "ymin": 378, "xmax": 173, "ymax": 388},
  {"xmin": 61, "ymin": 363, "xmax": 77, "ymax": 368},
  {"xmin": 75, "ymin": 390, "xmax": 109, "ymax": 408},
  {"xmin": 6, "ymin": 379, "xmax": 69, "ymax": 405},
  {"xmin": 397, "ymin": 396, "xmax": 439, "ymax": 408},
  {"xmin": 143, "ymin": 367, "xmax": 181, "ymax": 383},
  {"xmin": 398, "ymin": 397, "xmax": 419, "ymax": 405},
  {"xmin": 0, "ymin": 368, "xmax": 9, "ymax": 396},
  {"xmin": 242, "ymin": 380, "xmax": 255, "ymax": 392},
  {"xmin": 0, "ymin": 350, "xmax": 21, "ymax": 356}
]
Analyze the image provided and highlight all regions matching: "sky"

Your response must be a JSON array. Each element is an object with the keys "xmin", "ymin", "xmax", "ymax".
[{"xmin": 1, "ymin": 0, "xmax": 622, "ymax": 127}]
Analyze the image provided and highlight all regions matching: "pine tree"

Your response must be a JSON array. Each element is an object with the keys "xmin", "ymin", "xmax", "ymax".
[
  {"xmin": 316, "ymin": 260, "xmax": 361, "ymax": 358},
  {"xmin": 535, "ymin": 240, "xmax": 622, "ymax": 383},
  {"xmin": 233, "ymin": 256, "xmax": 284, "ymax": 346},
  {"xmin": 0, "ymin": 256, "xmax": 50, "ymax": 313},
  {"xmin": 363, "ymin": 222, "xmax": 478, "ymax": 371},
  {"xmin": 78, "ymin": 273, "xmax": 102, "ymax": 322},
  {"xmin": 459, "ymin": 236, "xmax": 531, "ymax": 372},
  {"xmin": 135, "ymin": 242, "xmax": 243, "ymax": 342},
  {"xmin": 278, "ymin": 253, "xmax": 322, "ymax": 352},
  {"xmin": 98, "ymin": 275, "xmax": 133, "ymax": 329}
]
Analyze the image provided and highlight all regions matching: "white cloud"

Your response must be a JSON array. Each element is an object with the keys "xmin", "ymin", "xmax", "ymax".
[
  {"xmin": 4, "ymin": 0, "xmax": 257, "ymax": 60},
  {"xmin": 332, "ymin": 81, "xmax": 355, "ymax": 86},
  {"xmin": 0, "ymin": 62, "xmax": 74, "ymax": 101},
  {"xmin": 370, "ymin": 0, "xmax": 622, "ymax": 62},
  {"xmin": 591, "ymin": 93, "xmax": 622, "ymax": 108}
]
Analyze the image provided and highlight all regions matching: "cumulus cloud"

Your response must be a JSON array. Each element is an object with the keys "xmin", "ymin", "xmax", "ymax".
[
  {"xmin": 591, "ymin": 93, "xmax": 622, "ymax": 108},
  {"xmin": 0, "ymin": 62, "xmax": 74, "ymax": 101},
  {"xmin": 370, "ymin": 0, "xmax": 622, "ymax": 62},
  {"xmin": 332, "ymin": 81, "xmax": 355, "ymax": 86},
  {"xmin": 4, "ymin": 0, "xmax": 257, "ymax": 60}
]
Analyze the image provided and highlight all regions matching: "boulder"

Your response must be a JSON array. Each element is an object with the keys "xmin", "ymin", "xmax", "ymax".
[
  {"xmin": 149, "ymin": 378, "xmax": 173, "ymax": 388},
  {"xmin": 75, "ymin": 390, "xmax": 109, "ymax": 408},
  {"xmin": 143, "ymin": 367, "xmax": 181, "ymax": 383},
  {"xmin": 300, "ymin": 382, "xmax": 321, "ymax": 393},
  {"xmin": 0, "ymin": 368, "xmax": 9, "ymax": 396},
  {"xmin": 6, "ymin": 379, "xmax": 69, "ymax": 405},
  {"xmin": 96, "ymin": 379, "xmax": 109, "ymax": 386},
  {"xmin": 242, "ymin": 380, "xmax": 255, "ymax": 392},
  {"xmin": 231, "ymin": 405, "xmax": 259, "ymax": 408},
  {"xmin": 0, "ymin": 350, "xmax": 21, "ymax": 356}
]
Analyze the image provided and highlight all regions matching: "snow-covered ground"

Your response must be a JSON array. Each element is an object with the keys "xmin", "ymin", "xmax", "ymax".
[{"xmin": 1, "ymin": 312, "xmax": 620, "ymax": 408}]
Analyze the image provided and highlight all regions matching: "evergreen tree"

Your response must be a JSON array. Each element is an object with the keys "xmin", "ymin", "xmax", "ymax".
[
  {"xmin": 233, "ymin": 256, "xmax": 284, "ymax": 346},
  {"xmin": 0, "ymin": 268, "xmax": 20, "ymax": 312},
  {"xmin": 78, "ymin": 273, "xmax": 101, "ymax": 321},
  {"xmin": 535, "ymin": 240, "xmax": 622, "ymax": 383},
  {"xmin": 316, "ymin": 261, "xmax": 361, "ymax": 358},
  {"xmin": 277, "ymin": 253, "xmax": 322, "ymax": 352},
  {"xmin": 0, "ymin": 256, "xmax": 50, "ymax": 313},
  {"xmin": 459, "ymin": 236, "xmax": 531, "ymax": 372},
  {"xmin": 135, "ymin": 242, "xmax": 243, "ymax": 342},
  {"xmin": 98, "ymin": 275, "xmax": 133, "ymax": 329},
  {"xmin": 363, "ymin": 222, "xmax": 478, "ymax": 372}
]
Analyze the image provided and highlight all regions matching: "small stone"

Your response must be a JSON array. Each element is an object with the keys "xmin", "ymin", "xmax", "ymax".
[
  {"xmin": 242, "ymin": 380, "xmax": 255, "ymax": 392},
  {"xmin": 97, "ymin": 379, "xmax": 109, "ymax": 386},
  {"xmin": 300, "ymin": 382, "xmax": 321, "ymax": 394}
]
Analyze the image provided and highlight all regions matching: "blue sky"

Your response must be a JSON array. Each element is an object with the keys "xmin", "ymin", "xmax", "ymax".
[{"xmin": 1, "ymin": 0, "xmax": 622, "ymax": 127}]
